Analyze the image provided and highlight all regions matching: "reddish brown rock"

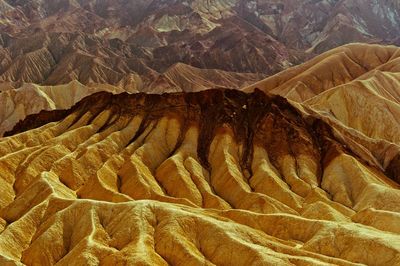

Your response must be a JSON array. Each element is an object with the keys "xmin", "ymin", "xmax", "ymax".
[{"xmin": 1, "ymin": 89, "xmax": 400, "ymax": 265}]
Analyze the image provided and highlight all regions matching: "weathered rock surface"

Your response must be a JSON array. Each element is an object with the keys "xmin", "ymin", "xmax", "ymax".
[
  {"xmin": 0, "ymin": 29, "xmax": 264, "ymax": 91},
  {"xmin": 1, "ymin": 90, "xmax": 400, "ymax": 265},
  {"xmin": 0, "ymin": 2, "xmax": 399, "ymax": 263},
  {"xmin": 0, "ymin": 66, "xmax": 262, "ymax": 137},
  {"xmin": 0, "ymin": 80, "xmax": 126, "ymax": 137},
  {"xmin": 245, "ymin": 43, "xmax": 400, "ymax": 182},
  {"xmin": 0, "ymin": 0, "xmax": 399, "ymax": 89}
]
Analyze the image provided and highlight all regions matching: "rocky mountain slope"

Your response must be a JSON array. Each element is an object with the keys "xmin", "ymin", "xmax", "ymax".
[
  {"xmin": 0, "ymin": 1, "xmax": 400, "ymax": 265},
  {"xmin": 0, "ymin": 81, "xmax": 128, "ymax": 137},
  {"xmin": 1, "ymin": 90, "xmax": 400, "ymax": 265},
  {"xmin": 0, "ymin": 0, "xmax": 399, "ymax": 89},
  {"xmin": 245, "ymin": 43, "xmax": 400, "ymax": 182},
  {"xmin": 0, "ymin": 60, "xmax": 264, "ymax": 137}
]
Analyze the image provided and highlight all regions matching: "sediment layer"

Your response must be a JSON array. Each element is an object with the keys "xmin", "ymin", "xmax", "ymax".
[{"xmin": 1, "ymin": 90, "xmax": 399, "ymax": 265}]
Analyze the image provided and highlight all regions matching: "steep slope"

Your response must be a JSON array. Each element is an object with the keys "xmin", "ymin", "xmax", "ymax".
[
  {"xmin": 244, "ymin": 43, "xmax": 400, "ymax": 102},
  {"xmin": 0, "ymin": 31, "xmax": 264, "ymax": 91},
  {"xmin": 0, "ymin": 0, "xmax": 399, "ymax": 90},
  {"xmin": 0, "ymin": 60, "xmax": 265, "ymax": 138},
  {"xmin": 244, "ymin": 43, "xmax": 400, "ymax": 173},
  {"xmin": 147, "ymin": 62, "xmax": 264, "ymax": 93},
  {"xmin": 4, "ymin": 0, "xmax": 399, "ymax": 50},
  {"xmin": 1, "ymin": 90, "xmax": 400, "ymax": 265},
  {"xmin": 2, "ymin": 43, "xmax": 399, "ymax": 174},
  {"xmin": 0, "ymin": 81, "xmax": 125, "ymax": 137}
]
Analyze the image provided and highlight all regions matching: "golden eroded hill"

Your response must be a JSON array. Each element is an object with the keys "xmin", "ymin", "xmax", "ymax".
[
  {"xmin": 0, "ymin": 90, "xmax": 400, "ymax": 265},
  {"xmin": 245, "ymin": 43, "xmax": 400, "ymax": 182},
  {"xmin": 0, "ymin": 64, "xmax": 264, "ymax": 138},
  {"xmin": 0, "ymin": 81, "xmax": 126, "ymax": 137}
]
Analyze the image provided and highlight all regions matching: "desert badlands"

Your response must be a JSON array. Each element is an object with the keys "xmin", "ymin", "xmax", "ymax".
[{"xmin": 0, "ymin": 0, "xmax": 400, "ymax": 265}]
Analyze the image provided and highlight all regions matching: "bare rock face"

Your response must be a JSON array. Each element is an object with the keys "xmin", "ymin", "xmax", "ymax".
[
  {"xmin": 245, "ymin": 43, "xmax": 400, "ymax": 101},
  {"xmin": 0, "ymin": 80, "xmax": 128, "ymax": 137},
  {"xmin": 0, "ymin": 2, "xmax": 399, "ymax": 264},
  {"xmin": 244, "ymin": 43, "xmax": 400, "ymax": 183},
  {"xmin": 1, "ymin": 89, "xmax": 400, "ymax": 265},
  {"xmin": 0, "ymin": 0, "xmax": 399, "ymax": 90},
  {"xmin": 0, "ymin": 30, "xmax": 264, "ymax": 91},
  {"xmin": 0, "ymin": 65, "xmax": 263, "ymax": 138}
]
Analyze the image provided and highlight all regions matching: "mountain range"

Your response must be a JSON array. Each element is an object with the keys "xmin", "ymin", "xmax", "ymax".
[
  {"xmin": 0, "ymin": 1, "xmax": 400, "ymax": 265},
  {"xmin": 0, "ymin": 0, "xmax": 399, "ymax": 90}
]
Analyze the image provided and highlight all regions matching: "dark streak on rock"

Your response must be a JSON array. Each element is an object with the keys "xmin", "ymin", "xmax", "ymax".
[{"xmin": 5, "ymin": 89, "xmax": 397, "ymax": 185}]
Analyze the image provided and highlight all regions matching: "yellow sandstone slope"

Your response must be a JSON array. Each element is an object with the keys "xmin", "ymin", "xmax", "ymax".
[
  {"xmin": 0, "ymin": 90, "xmax": 399, "ymax": 265},
  {"xmin": 244, "ymin": 43, "xmax": 400, "ymax": 102},
  {"xmin": 0, "ymin": 62, "xmax": 264, "ymax": 138},
  {"xmin": 244, "ymin": 43, "xmax": 400, "ymax": 180},
  {"xmin": 0, "ymin": 80, "xmax": 126, "ymax": 137}
]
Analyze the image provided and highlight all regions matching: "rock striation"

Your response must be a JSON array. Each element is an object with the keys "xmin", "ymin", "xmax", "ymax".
[
  {"xmin": 0, "ymin": 30, "xmax": 264, "ymax": 92},
  {"xmin": 0, "ymin": 0, "xmax": 399, "ymax": 90},
  {"xmin": 0, "ymin": 80, "xmax": 126, "ymax": 137},
  {"xmin": 1, "ymin": 89, "xmax": 400, "ymax": 265},
  {"xmin": 245, "ymin": 43, "xmax": 400, "ymax": 183},
  {"xmin": 0, "ymin": 69, "xmax": 262, "ymax": 137}
]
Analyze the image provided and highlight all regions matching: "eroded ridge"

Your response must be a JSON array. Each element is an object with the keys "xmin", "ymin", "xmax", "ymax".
[{"xmin": 1, "ymin": 90, "xmax": 400, "ymax": 265}]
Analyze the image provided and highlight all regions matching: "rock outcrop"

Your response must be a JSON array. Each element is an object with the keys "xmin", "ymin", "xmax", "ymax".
[
  {"xmin": 0, "ymin": 0, "xmax": 399, "ymax": 90},
  {"xmin": 245, "ymin": 43, "xmax": 400, "ymax": 182},
  {"xmin": 0, "ymin": 30, "xmax": 264, "ymax": 91},
  {"xmin": 0, "ymin": 81, "xmax": 125, "ymax": 137},
  {"xmin": 0, "ymin": 67, "xmax": 263, "ymax": 137},
  {"xmin": 1, "ymin": 90, "xmax": 400, "ymax": 265},
  {"xmin": 0, "ymin": 2, "xmax": 399, "ymax": 263}
]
